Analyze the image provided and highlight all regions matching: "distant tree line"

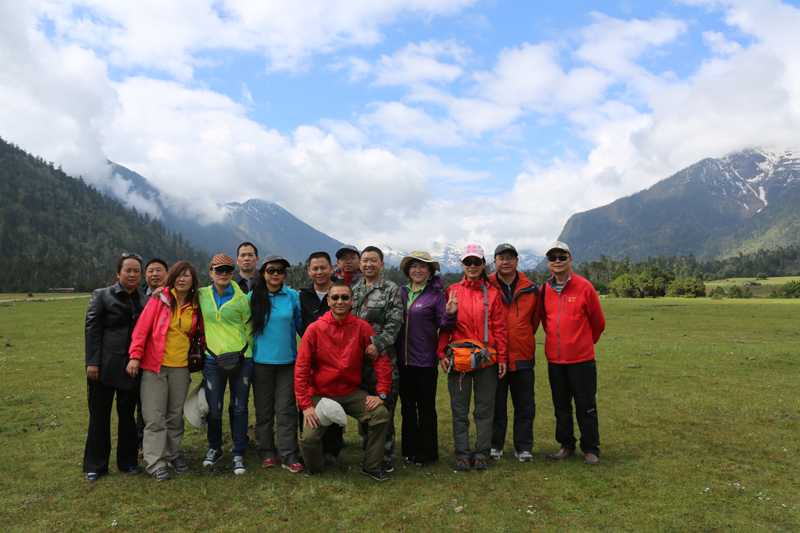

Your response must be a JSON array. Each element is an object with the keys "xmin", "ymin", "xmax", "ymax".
[{"xmin": 0, "ymin": 136, "xmax": 210, "ymax": 293}]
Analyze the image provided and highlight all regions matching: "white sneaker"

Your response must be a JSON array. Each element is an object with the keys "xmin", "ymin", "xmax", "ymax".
[
  {"xmin": 490, "ymin": 448, "xmax": 503, "ymax": 460},
  {"xmin": 232, "ymin": 456, "xmax": 245, "ymax": 475},
  {"xmin": 515, "ymin": 451, "xmax": 534, "ymax": 462}
]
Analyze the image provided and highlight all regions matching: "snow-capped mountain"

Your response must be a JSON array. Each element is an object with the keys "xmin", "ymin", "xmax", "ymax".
[
  {"xmin": 558, "ymin": 148, "xmax": 800, "ymax": 261},
  {"xmin": 382, "ymin": 242, "xmax": 544, "ymax": 272}
]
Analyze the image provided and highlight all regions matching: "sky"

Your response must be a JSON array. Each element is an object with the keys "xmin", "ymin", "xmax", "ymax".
[{"xmin": 2, "ymin": 0, "xmax": 800, "ymax": 254}]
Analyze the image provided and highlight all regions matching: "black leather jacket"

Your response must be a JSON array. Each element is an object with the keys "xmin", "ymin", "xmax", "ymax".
[{"xmin": 85, "ymin": 282, "xmax": 146, "ymax": 390}]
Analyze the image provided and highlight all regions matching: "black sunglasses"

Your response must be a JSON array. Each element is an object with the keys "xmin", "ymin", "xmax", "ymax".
[
  {"xmin": 265, "ymin": 267, "xmax": 286, "ymax": 275},
  {"xmin": 547, "ymin": 254, "xmax": 571, "ymax": 262},
  {"xmin": 212, "ymin": 265, "xmax": 235, "ymax": 274},
  {"xmin": 329, "ymin": 294, "xmax": 351, "ymax": 301},
  {"xmin": 120, "ymin": 252, "xmax": 143, "ymax": 262},
  {"xmin": 462, "ymin": 258, "xmax": 483, "ymax": 267}
]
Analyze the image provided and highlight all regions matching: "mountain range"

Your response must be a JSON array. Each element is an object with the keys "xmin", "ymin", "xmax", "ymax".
[{"xmin": 557, "ymin": 148, "xmax": 800, "ymax": 262}]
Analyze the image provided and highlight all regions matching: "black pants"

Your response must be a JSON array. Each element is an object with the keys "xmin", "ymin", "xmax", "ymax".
[
  {"xmin": 136, "ymin": 398, "xmax": 145, "ymax": 445},
  {"xmin": 548, "ymin": 360, "xmax": 599, "ymax": 455},
  {"xmin": 83, "ymin": 379, "xmax": 140, "ymax": 474},
  {"xmin": 321, "ymin": 421, "xmax": 345, "ymax": 457},
  {"xmin": 399, "ymin": 365, "xmax": 439, "ymax": 463},
  {"xmin": 492, "ymin": 367, "xmax": 535, "ymax": 453}
]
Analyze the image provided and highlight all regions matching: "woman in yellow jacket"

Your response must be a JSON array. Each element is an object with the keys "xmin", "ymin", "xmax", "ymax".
[{"xmin": 198, "ymin": 254, "xmax": 253, "ymax": 475}]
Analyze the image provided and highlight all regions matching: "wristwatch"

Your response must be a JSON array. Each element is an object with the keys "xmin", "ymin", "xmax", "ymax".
[{"xmin": 377, "ymin": 393, "xmax": 387, "ymax": 401}]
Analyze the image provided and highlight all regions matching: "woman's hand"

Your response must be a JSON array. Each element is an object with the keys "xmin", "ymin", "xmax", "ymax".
[
  {"xmin": 126, "ymin": 359, "xmax": 140, "ymax": 377},
  {"xmin": 439, "ymin": 358, "xmax": 449, "ymax": 373},
  {"xmin": 445, "ymin": 290, "xmax": 458, "ymax": 315},
  {"xmin": 86, "ymin": 365, "xmax": 99, "ymax": 381},
  {"xmin": 498, "ymin": 363, "xmax": 507, "ymax": 379}
]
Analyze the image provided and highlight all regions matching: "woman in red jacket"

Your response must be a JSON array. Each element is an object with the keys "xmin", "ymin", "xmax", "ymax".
[
  {"xmin": 127, "ymin": 262, "xmax": 203, "ymax": 481},
  {"xmin": 437, "ymin": 244, "xmax": 509, "ymax": 472}
]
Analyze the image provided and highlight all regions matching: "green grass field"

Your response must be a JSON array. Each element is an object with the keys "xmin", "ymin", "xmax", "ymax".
[
  {"xmin": 0, "ymin": 297, "xmax": 798, "ymax": 532},
  {"xmin": 705, "ymin": 276, "xmax": 800, "ymax": 298}
]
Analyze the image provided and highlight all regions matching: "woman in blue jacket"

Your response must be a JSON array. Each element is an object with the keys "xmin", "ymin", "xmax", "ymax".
[
  {"xmin": 249, "ymin": 254, "xmax": 304, "ymax": 473},
  {"xmin": 396, "ymin": 251, "xmax": 457, "ymax": 466}
]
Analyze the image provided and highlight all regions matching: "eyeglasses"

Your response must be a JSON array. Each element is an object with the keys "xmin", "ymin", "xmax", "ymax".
[
  {"xmin": 547, "ymin": 254, "xmax": 571, "ymax": 262},
  {"xmin": 495, "ymin": 255, "xmax": 516, "ymax": 263},
  {"xmin": 211, "ymin": 265, "xmax": 235, "ymax": 274},
  {"xmin": 329, "ymin": 294, "xmax": 351, "ymax": 301},
  {"xmin": 120, "ymin": 252, "xmax": 143, "ymax": 261},
  {"xmin": 265, "ymin": 267, "xmax": 286, "ymax": 275},
  {"xmin": 462, "ymin": 258, "xmax": 483, "ymax": 267}
]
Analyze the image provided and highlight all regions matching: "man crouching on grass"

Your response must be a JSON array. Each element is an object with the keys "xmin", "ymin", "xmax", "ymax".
[{"xmin": 295, "ymin": 281, "xmax": 392, "ymax": 481}]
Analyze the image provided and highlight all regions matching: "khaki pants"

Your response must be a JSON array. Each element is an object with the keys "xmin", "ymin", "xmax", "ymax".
[
  {"xmin": 141, "ymin": 367, "xmax": 190, "ymax": 474},
  {"xmin": 299, "ymin": 390, "xmax": 389, "ymax": 473}
]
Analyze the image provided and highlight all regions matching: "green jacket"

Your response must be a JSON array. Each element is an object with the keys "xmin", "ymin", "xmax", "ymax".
[
  {"xmin": 352, "ymin": 274, "xmax": 403, "ymax": 353},
  {"xmin": 198, "ymin": 283, "xmax": 253, "ymax": 358}
]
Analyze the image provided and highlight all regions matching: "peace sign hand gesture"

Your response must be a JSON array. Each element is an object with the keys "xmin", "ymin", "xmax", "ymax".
[{"xmin": 445, "ymin": 290, "xmax": 458, "ymax": 315}]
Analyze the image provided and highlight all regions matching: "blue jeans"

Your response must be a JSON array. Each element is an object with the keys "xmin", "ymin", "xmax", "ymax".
[{"xmin": 204, "ymin": 357, "xmax": 253, "ymax": 456}]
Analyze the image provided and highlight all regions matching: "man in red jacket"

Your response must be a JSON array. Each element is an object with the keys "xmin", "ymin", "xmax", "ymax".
[
  {"xmin": 295, "ymin": 281, "xmax": 392, "ymax": 481},
  {"xmin": 539, "ymin": 241, "xmax": 605, "ymax": 466},
  {"xmin": 489, "ymin": 243, "xmax": 540, "ymax": 462}
]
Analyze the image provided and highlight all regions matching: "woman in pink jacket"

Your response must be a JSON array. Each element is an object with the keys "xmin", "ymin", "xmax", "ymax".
[{"xmin": 127, "ymin": 262, "xmax": 204, "ymax": 481}]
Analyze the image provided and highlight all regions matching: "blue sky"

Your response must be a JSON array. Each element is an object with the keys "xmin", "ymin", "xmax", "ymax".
[{"xmin": 2, "ymin": 0, "xmax": 800, "ymax": 253}]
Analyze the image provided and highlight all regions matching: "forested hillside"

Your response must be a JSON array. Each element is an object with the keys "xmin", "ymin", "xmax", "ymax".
[{"xmin": 0, "ymin": 137, "xmax": 210, "ymax": 292}]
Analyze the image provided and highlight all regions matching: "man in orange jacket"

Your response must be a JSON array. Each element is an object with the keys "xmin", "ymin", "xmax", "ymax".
[
  {"xmin": 489, "ymin": 243, "xmax": 540, "ymax": 462},
  {"xmin": 538, "ymin": 241, "xmax": 605, "ymax": 466}
]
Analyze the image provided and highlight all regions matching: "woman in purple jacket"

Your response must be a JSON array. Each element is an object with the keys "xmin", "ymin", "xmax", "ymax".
[{"xmin": 396, "ymin": 251, "xmax": 457, "ymax": 466}]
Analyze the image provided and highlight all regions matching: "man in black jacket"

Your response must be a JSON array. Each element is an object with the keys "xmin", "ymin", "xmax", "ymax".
[
  {"xmin": 232, "ymin": 242, "xmax": 259, "ymax": 293},
  {"xmin": 298, "ymin": 251, "xmax": 333, "ymax": 334}
]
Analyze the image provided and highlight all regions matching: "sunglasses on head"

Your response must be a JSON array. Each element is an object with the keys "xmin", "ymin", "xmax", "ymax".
[
  {"xmin": 265, "ymin": 267, "xmax": 286, "ymax": 275},
  {"xmin": 462, "ymin": 258, "xmax": 483, "ymax": 267},
  {"xmin": 547, "ymin": 254, "xmax": 570, "ymax": 262},
  {"xmin": 121, "ymin": 252, "xmax": 143, "ymax": 261},
  {"xmin": 329, "ymin": 294, "xmax": 351, "ymax": 301},
  {"xmin": 212, "ymin": 265, "xmax": 235, "ymax": 274}
]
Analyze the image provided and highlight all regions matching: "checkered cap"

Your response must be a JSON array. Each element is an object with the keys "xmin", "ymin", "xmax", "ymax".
[{"xmin": 209, "ymin": 254, "xmax": 235, "ymax": 269}]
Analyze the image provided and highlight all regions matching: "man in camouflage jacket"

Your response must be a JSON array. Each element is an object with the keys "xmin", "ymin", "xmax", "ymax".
[{"xmin": 353, "ymin": 246, "xmax": 403, "ymax": 471}]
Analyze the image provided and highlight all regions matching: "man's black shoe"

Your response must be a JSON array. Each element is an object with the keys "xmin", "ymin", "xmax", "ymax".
[
  {"xmin": 361, "ymin": 468, "xmax": 388, "ymax": 482},
  {"xmin": 382, "ymin": 460, "xmax": 394, "ymax": 473},
  {"xmin": 302, "ymin": 467, "xmax": 317, "ymax": 477}
]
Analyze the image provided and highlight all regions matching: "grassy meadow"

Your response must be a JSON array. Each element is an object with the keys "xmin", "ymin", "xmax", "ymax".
[
  {"xmin": 705, "ymin": 276, "xmax": 800, "ymax": 298},
  {"xmin": 0, "ymin": 297, "xmax": 798, "ymax": 532}
]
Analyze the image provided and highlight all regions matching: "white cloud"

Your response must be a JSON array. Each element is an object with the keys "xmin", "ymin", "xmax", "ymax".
[
  {"xmin": 372, "ymin": 40, "xmax": 470, "ymax": 86},
  {"xmin": 359, "ymin": 102, "xmax": 465, "ymax": 147},
  {"xmin": 702, "ymin": 30, "xmax": 743, "ymax": 55}
]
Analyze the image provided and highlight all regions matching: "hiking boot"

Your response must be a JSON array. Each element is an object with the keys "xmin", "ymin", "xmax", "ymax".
[
  {"xmin": 456, "ymin": 458, "xmax": 471, "ymax": 471},
  {"xmin": 473, "ymin": 458, "xmax": 488, "ymax": 471},
  {"xmin": 282, "ymin": 462, "xmax": 303, "ymax": 473},
  {"xmin": 362, "ymin": 468, "xmax": 388, "ymax": 482},
  {"xmin": 490, "ymin": 448, "xmax": 503, "ymax": 460},
  {"xmin": 261, "ymin": 457, "xmax": 276, "ymax": 468},
  {"xmin": 382, "ymin": 461, "xmax": 394, "ymax": 473},
  {"xmin": 203, "ymin": 448, "xmax": 224, "ymax": 467},
  {"xmin": 151, "ymin": 467, "xmax": 171, "ymax": 481},
  {"xmin": 584, "ymin": 453, "xmax": 600, "ymax": 466},
  {"xmin": 515, "ymin": 451, "xmax": 534, "ymax": 462},
  {"xmin": 168, "ymin": 457, "xmax": 189, "ymax": 473},
  {"xmin": 232, "ymin": 456, "xmax": 246, "ymax": 475}
]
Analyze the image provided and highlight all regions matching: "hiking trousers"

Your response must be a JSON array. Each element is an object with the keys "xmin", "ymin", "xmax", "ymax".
[
  {"xmin": 447, "ymin": 364, "xmax": 497, "ymax": 460},
  {"xmin": 548, "ymin": 359, "xmax": 599, "ymax": 456}
]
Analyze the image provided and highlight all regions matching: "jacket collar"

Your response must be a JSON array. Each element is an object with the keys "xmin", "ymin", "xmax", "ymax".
[{"xmin": 319, "ymin": 310, "xmax": 357, "ymax": 326}]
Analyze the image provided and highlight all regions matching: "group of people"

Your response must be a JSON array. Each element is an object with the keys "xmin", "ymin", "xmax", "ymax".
[{"xmin": 82, "ymin": 239, "xmax": 605, "ymax": 483}]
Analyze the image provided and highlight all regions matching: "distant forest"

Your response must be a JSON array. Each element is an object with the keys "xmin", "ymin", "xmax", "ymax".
[{"xmin": 0, "ymin": 137, "xmax": 210, "ymax": 293}]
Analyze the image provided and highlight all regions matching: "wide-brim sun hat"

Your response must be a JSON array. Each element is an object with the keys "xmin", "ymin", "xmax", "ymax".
[
  {"xmin": 316, "ymin": 398, "xmax": 348, "ymax": 427},
  {"xmin": 184, "ymin": 380, "xmax": 209, "ymax": 429},
  {"xmin": 399, "ymin": 250, "xmax": 440, "ymax": 272}
]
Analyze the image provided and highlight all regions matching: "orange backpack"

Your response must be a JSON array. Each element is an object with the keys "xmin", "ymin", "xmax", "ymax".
[{"xmin": 445, "ymin": 283, "xmax": 498, "ymax": 372}]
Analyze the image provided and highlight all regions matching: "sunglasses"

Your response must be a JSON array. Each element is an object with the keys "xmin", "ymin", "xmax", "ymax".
[
  {"xmin": 120, "ymin": 252, "xmax": 143, "ymax": 261},
  {"xmin": 265, "ymin": 267, "xmax": 286, "ymax": 275},
  {"xmin": 547, "ymin": 254, "xmax": 571, "ymax": 262},
  {"xmin": 211, "ymin": 265, "xmax": 235, "ymax": 274},
  {"xmin": 462, "ymin": 258, "xmax": 483, "ymax": 267},
  {"xmin": 329, "ymin": 294, "xmax": 351, "ymax": 301}
]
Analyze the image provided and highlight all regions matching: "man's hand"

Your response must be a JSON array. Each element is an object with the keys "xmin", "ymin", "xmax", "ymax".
[
  {"xmin": 365, "ymin": 344, "xmax": 381, "ymax": 362},
  {"xmin": 86, "ymin": 365, "xmax": 99, "ymax": 381},
  {"xmin": 498, "ymin": 363, "xmax": 507, "ymax": 379},
  {"xmin": 303, "ymin": 406, "xmax": 321, "ymax": 428},
  {"xmin": 445, "ymin": 290, "xmax": 458, "ymax": 315},
  {"xmin": 126, "ymin": 359, "xmax": 140, "ymax": 377},
  {"xmin": 365, "ymin": 395, "xmax": 384, "ymax": 411}
]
